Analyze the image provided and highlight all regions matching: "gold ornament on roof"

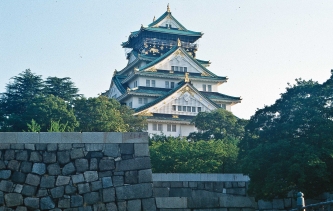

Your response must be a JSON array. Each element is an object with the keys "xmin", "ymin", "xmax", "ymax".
[
  {"xmin": 178, "ymin": 86, "xmax": 194, "ymax": 96},
  {"xmin": 172, "ymin": 115, "xmax": 179, "ymax": 119},
  {"xmin": 184, "ymin": 72, "xmax": 190, "ymax": 82},
  {"xmin": 138, "ymin": 110, "xmax": 153, "ymax": 116},
  {"xmin": 145, "ymin": 66, "xmax": 157, "ymax": 72},
  {"xmin": 201, "ymin": 72, "xmax": 210, "ymax": 76},
  {"xmin": 153, "ymin": 16, "xmax": 156, "ymax": 22},
  {"xmin": 127, "ymin": 87, "xmax": 131, "ymax": 93},
  {"xmin": 177, "ymin": 38, "xmax": 181, "ymax": 47},
  {"xmin": 167, "ymin": 3, "xmax": 170, "ymax": 12},
  {"xmin": 113, "ymin": 69, "xmax": 117, "ymax": 76},
  {"xmin": 174, "ymin": 49, "xmax": 184, "ymax": 57}
]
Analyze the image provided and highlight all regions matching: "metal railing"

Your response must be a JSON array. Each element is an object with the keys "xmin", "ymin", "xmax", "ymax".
[{"xmin": 290, "ymin": 192, "xmax": 333, "ymax": 211}]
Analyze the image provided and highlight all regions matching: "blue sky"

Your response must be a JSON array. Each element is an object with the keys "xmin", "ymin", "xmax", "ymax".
[{"xmin": 1, "ymin": 1, "xmax": 332, "ymax": 119}]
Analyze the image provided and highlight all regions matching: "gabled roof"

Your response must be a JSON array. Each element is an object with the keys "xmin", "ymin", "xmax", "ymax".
[
  {"xmin": 112, "ymin": 75, "xmax": 127, "ymax": 94},
  {"xmin": 200, "ymin": 91, "xmax": 242, "ymax": 102},
  {"xmin": 148, "ymin": 8, "xmax": 187, "ymax": 30},
  {"xmin": 134, "ymin": 80, "xmax": 221, "ymax": 114},
  {"xmin": 138, "ymin": 46, "xmax": 217, "ymax": 77}
]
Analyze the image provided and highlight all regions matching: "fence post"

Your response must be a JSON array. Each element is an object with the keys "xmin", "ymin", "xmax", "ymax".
[{"xmin": 297, "ymin": 192, "xmax": 305, "ymax": 211}]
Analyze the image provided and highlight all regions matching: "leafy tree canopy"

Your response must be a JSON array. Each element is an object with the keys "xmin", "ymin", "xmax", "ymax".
[
  {"xmin": 188, "ymin": 108, "xmax": 246, "ymax": 141},
  {"xmin": 44, "ymin": 76, "xmax": 81, "ymax": 101},
  {"xmin": 239, "ymin": 75, "xmax": 333, "ymax": 200},
  {"xmin": 150, "ymin": 136, "xmax": 240, "ymax": 173}
]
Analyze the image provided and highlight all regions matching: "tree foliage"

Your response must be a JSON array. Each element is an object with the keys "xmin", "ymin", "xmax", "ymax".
[
  {"xmin": 189, "ymin": 108, "xmax": 246, "ymax": 141},
  {"xmin": 44, "ymin": 76, "xmax": 81, "ymax": 101},
  {"xmin": 150, "ymin": 137, "xmax": 240, "ymax": 173},
  {"xmin": 239, "ymin": 75, "xmax": 333, "ymax": 200}
]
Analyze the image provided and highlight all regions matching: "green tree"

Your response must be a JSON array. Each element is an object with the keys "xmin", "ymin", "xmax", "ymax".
[
  {"xmin": 0, "ymin": 69, "xmax": 44, "ymax": 131},
  {"xmin": 239, "ymin": 76, "xmax": 333, "ymax": 200},
  {"xmin": 73, "ymin": 96, "xmax": 145, "ymax": 132},
  {"xmin": 44, "ymin": 77, "xmax": 81, "ymax": 101},
  {"xmin": 150, "ymin": 137, "xmax": 239, "ymax": 173},
  {"xmin": 189, "ymin": 108, "xmax": 246, "ymax": 141}
]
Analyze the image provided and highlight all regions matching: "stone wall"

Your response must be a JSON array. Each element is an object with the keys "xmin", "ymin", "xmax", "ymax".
[{"xmin": 0, "ymin": 132, "xmax": 156, "ymax": 211}]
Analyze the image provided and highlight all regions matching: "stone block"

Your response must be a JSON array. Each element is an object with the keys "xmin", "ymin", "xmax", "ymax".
[
  {"xmin": 192, "ymin": 190, "xmax": 223, "ymax": 198},
  {"xmin": 84, "ymin": 192, "xmax": 100, "ymax": 205},
  {"xmin": 40, "ymin": 176, "xmax": 55, "ymax": 188},
  {"xmin": 99, "ymin": 170, "xmax": 113, "ymax": 178},
  {"xmin": 32, "ymin": 163, "xmax": 46, "ymax": 175},
  {"xmin": 65, "ymin": 185, "xmax": 77, "ymax": 195},
  {"xmin": 14, "ymin": 184, "xmax": 23, "ymax": 193},
  {"xmin": 220, "ymin": 195, "xmax": 256, "ymax": 208},
  {"xmin": 20, "ymin": 161, "xmax": 32, "ymax": 173},
  {"xmin": 116, "ymin": 157, "xmax": 151, "ymax": 171},
  {"xmin": 47, "ymin": 163, "xmax": 61, "ymax": 176},
  {"xmin": 189, "ymin": 182, "xmax": 197, "ymax": 188},
  {"xmin": 84, "ymin": 171, "xmax": 98, "ymax": 182},
  {"xmin": 204, "ymin": 182, "xmax": 214, "ymax": 191},
  {"xmin": 7, "ymin": 160, "xmax": 20, "ymax": 171},
  {"xmin": 139, "ymin": 169, "xmax": 152, "ymax": 183},
  {"xmin": 226, "ymin": 188, "xmax": 246, "ymax": 196},
  {"xmin": 106, "ymin": 202, "xmax": 118, "ymax": 211},
  {"xmin": 36, "ymin": 189, "xmax": 48, "ymax": 197},
  {"xmin": 4, "ymin": 149, "xmax": 15, "ymax": 160},
  {"xmin": 71, "ymin": 148, "xmax": 84, "ymax": 159},
  {"xmin": 104, "ymin": 144, "xmax": 120, "ymax": 157},
  {"xmin": 91, "ymin": 180, "xmax": 102, "ymax": 191},
  {"xmin": 153, "ymin": 188, "xmax": 169, "ymax": 197},
  {"xmin": 46, "ymin": 143, "xmax": 57, "ymax": 151},
  {"xmin": 0, "ymin": 161, "xmax": 6, "ymax": 170},
  {"xmin": 24, "ymin": 197, "xmax": 39, "ymax": 209},
  {"xmin": 102, "ymin": 187, "xmax": 115, "ymax": 202},
  {"xmin": 4, "ymin": 193, "xmax": 23, "ymax": 207},
  {"xmin": 142, "ymin": 198, "xmax": 157, "ymax": 211},
  {"xmin": 35, "ymin": 143, "xmax": 47, "ymax": 150},
  {"xmin": 0, "ymin": 170, "xmax": 11, "ymax": 179},
  {"xmin": 122, "ymin": 132, "xmax": 148, "ymax": 143},
  {"xmin": 89, "ymin": 158, "xmax": 98, "ymax": 170},
  {"xmin": 134, "ymin": 143, "xmax": 149, "ymax": 157},
  {"xmin": 24, "ymin": 144, "xmax": 35, "ymax": 150},
  {"xmin": 273, "ymin": 199, "xmax": 285, "ymax": 209},
  {"xmin": 116, "ymin": 183, "xmax": 152, "ymax": 200},
  {"xmin": 40, "ymin": 196, "xmax": 55, "ymax": 210},
  {"xmin": 62, "ymin": 162, "xmax": 75, "ymax": 176},
  {"xmin": 127, "ymin": 199, "xmax": 141, "ymax": 211},
  {"xmin": 25, "ymin": 173, "xmax": 40, "ymax": 186},
  {"xmin": 57, "ymin": 151, "xmax": 70, "ymax": 165},
  {"xmin": 17, "ymin": 132, "xmax": 39, "ymax": 144},
  {"xmin": 0, "ymin": 132, "xmax": 17, "ymax": 144},
  {"xmin": 72, "ymin": 174, "xmax": 84, "ymax": 184},
  {"xmin": 120, "ymin": 143, "xmax": 134, "ymax": 155},
  {"xmin": 258, "ymin": 200, "xmax": 273, "ymax": 209},
  {"xmin": 170, "ymin": 188, "xmax": 192, "ymax": 197},
  {"xmin": 214, "ymin": 182, "xmax": 224, "ymax": 192},
  {"xmin": 125, "ymin": 171, "xmax": 138, "ymax": 184},
  {"xmin": 61, "ymin": 132, "xmax": 82, "ymax": 143},
  {"xmin": 21, "ymin": 185, "xmax": 37, "ymax": 196},
  {"xmin": 99, "ymin": 158, "xmax": 115, "ymax": 171},
  {"xmin": 71, "ymin": 195, "xmax": 83, "ymax": 208},
  {"xmin": 16, "ymin": 206, "xmax": 27, "ymax": 211},
  {"xmin": 155, "ymin": 197, "xmax": 187, "ymax": 208},
  {"xmin": 56, "ymin": 176, "xmax": 71, "ymax": 186},
  {"xmin": 113, "ymin": 176, "xmax": 124, "ymax": 187},
  {"xmin": 58, "ymin": 198, "xmax": 70, "ymax": 208},
  {"xmin": 170, "ymin": 182, "xmax": 183, "ymax": 188},
  {"xmin": 82, "ymin": 132, "xmax": 104, "ymax": 143},
  {"xmin": 85, "ymin": 143, "xmax": 104, "ymax": 151},
  {"xmin": 12, "ymin": 171, "xmax": 26, "ymax": 184},
  {"xmin": 0, "ymin": 191, "xmax": 3, "ymax": 205},
  {"xmin": 0, "ymin": 143, "xmax": 10, "ymax": 150},
  {"xmin": 10, "ymin": 143, "xmax": 24, "ymax": 149},
  {"xmin": 117, "ymin": 201, "xmax": 127, "ymax": 211},
  {"xmin": 102, "ymin": 177, "xmax": 113, "ymax": 188},
  {"xmin": 50, "ymin": 186, "xmax": 65, "ymax": 198},
  {"xmin": 78, "ymin": 183, "xmax": 90, "ymax": 194},
  {"xmin": 113, "ymin": 171, "xmax": 124, "ymax": 176},
  {"xmin": 43, "ymin": 151, "xmax": 56, "ymax": 163},
  {"xmin": 90, "ymin": 151, "xmax": 103, "ymax": 158},
  {"xmin": 0, "ymin": 180, "xmax": 13, "ymax": 192},
  {"xmin": 58, "ymin": 143, "xmax": 72, "ymax": 151},
  {"xmin": 188, "ymin": 196, "xmax": 219, "ymax": 208},
  {"xmin": 16, "ymin": 150, "xmax": 28, "ymax": 161},
  {"xmin": 93, "ymin": 204, "xmax": 106, "ymax": 211},
  {"xmin": 75, "ymin": 158, "xmax": 89, "ymax": 172},
  {"xmin": 30, "ymin": 151, "xmax": 42, "ymax": 162},
  {"xmin": 79, "ymin": 205, "xmax": 93, "ymax": 211}
]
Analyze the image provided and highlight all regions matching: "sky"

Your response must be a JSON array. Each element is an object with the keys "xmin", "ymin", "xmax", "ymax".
[{"xmin": 1, "ymin": 1, "xmax": 333, "ymax": 119}]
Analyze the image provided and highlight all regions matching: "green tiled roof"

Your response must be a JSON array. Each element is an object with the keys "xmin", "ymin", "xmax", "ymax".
[
  {"xmin": 200, "ymin": 92, "xmax": 242, "ymax": 101},
  {"xmin": 135, "ymin": 70, "xmax": 226, "ymax": 81},
  {"xmin": 130, "ymin": 86, "xmax": 170, "ymax": 96},
  {"xmin": 113, "ymin": 75, "xmax": 127, "ymax": 94}
]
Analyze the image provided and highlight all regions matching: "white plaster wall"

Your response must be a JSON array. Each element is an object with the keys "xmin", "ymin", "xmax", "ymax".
[
  {"xmin": 192, "ymin": 81, "xmax": 218, "ymax": 92},
  {"xmin": 147, "ymin": 122, "xmax": 197, "ymax": 137},
  {"xmin": 108, "ymin": 84, "xmax": 122, "ymax": 99},
  {"xmin": 155, "ymin": 55, "xmax": 202, "ymax": 74}
]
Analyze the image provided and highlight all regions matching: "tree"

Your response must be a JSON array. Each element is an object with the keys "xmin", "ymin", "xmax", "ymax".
[
  {"xmin": 150, "ymin": 137, "xmax": 240, "ymax": 173},
  {"xmin": 239, "ymin": 76, "xmax": 333, "ymax": 200},
  {"xmin": 189, "ymin": 108, "xmax": 246, "ymax": 141},
  {"xmin": 73, "ymin": 96, "xmax": 145, "ymax": 132},
  {"xmin": 44, "ymin": 77, "xmax": 80, "ymax": 101},
  {"xmin": 0, "ymin": 69, "xmax": 44, "ymax": 131}
]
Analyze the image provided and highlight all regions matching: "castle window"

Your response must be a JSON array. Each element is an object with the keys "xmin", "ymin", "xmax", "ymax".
[
  {"xmin": 165, "ymin": 81, "xmax": 169, "ymax": 88},
  {"xmin": 187, "ymin": 106, "xmax": 191, "ymax": 112},
  {"xmin": 167, "ymin": 124, "xmax": 177, "ymax": 132},
  {"xmin": 158, "ymin": 124, "xmax": 163, "ymax": 131},
  {"xmin": 179, "ymin": 67, "xmax": 183, "ymax": 72},
  {"xmin": 183, "ymin": 106, "xmax": 186, "ymax": 111},
  {"xmin": 146, "ymin": 80, "xmax": 150, "ymax": 87},
  {"xmin": 171, "ymin": 82, "xmax": 175, "ymax": 88},
  {"xmin": 221, "ymin": 104, "xmax": 226, "ymax": 109},
  {"xmin": 153, "ymin": 123, "xmax": 157, "ymax": 131},
  {"xmin": 129, "ymin": 102, "xmax": 132, "ymax": 108},
  {"xmin": 138, "ymin": 98, "xmax": 142, "ymax": 104},
  {"xmin": 203, "ymin": 84, "xmax": 206, "ymax": 91},
  {"xmin": 184, "ymin": 67, "xmax": 187, "ymax": 72},
  {"xmin": 198, "ymin": 107, "xmax": 202, "ymax": 112},
  {"xmin": 172, "ymin": 105, "xmax": 176, "ymax": 111},
  {"xmin": 172, "ymin": 125, "xmax": 176, "ymax": 132},
  {"xmin": 152, "ymin": 80, "xmax": 156, "ymax": 87},
  {"xmin": 134, "ymin": 81, "xmax": 138, "ymax": 87},
  {"xmin": 178, "ymin": 106, "xmax": 182, "ymax": 111},
  {"xmin": 208, "ymin": 85, "xmax": 212, "ymax": 92},
  {"xmin": 144, "ymin": 98, "xmax": 148, "ymax": 104},
  {"xmin": 192, "ymin": 107, "xmax": 196, "ymax": 112}
]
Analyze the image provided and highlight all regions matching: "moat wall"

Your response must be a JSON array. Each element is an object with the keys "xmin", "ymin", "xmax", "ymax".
[{"xmin": 0, "ymin": 132, "xmax": 309, "ymax": 211}]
